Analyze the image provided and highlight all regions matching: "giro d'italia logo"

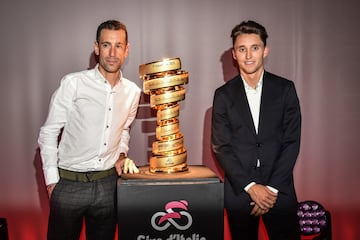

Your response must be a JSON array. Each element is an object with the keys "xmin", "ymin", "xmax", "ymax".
[{"xmin": 151, "ymin": 200, "xmax": 193, "ymax": 231}]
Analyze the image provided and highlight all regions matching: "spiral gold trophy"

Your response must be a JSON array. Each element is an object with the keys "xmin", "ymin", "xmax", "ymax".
[{"xmin": 139, "ymin": 58, "xmax": 188, "ymax": 173}]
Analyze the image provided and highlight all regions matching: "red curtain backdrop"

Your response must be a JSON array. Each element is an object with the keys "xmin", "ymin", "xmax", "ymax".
[{"xmin": 1, "ymin": 0, "xmax": 359, "ymax": 239}]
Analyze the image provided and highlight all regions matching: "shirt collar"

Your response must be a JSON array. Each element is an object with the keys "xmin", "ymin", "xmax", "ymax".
[
  {"xmin": 94, "ymin": 64, "xmax": 122, "ymax": 86},
  {"xmin": 242, "ymin": 70, "xmax": 264, "ymax": 91}
]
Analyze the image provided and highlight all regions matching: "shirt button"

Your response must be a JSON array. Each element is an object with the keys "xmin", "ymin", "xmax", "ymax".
[
  {"xmin": 108, "ymin": 108, "xmax": 112, "ymax": 111},
  {"xmin": 104, "ymin": 143, "xmax": 107, "ymax": 146}
]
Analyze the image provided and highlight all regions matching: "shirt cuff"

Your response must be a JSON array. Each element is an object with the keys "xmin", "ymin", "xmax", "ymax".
[
  {"xmin": 266, "ymin": 185, "xmax": 279, "ymax": 193},
  {"xmin": 244, "ymin": 182, "xmax": 256, "ymax": 192},
  {"xmin": 44, "ymin": 167, "xmax": 60, "ymax": 186}
]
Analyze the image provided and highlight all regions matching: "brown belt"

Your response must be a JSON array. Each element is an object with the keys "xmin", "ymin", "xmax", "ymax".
[{"xmin": 58, "ymin": 168, "xmax": 116, "ymax": 182}]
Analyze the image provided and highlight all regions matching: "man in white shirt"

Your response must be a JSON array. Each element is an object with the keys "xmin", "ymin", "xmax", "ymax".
[
  {"xmin": 38, "ymin": 20, "xmax": 141, "ymax": 240},
  {"xmin": 212, "ymin": 20, "xmax": 301, "ymax": 239}
]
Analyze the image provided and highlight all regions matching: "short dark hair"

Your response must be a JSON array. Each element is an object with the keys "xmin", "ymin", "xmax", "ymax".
[
  {"xmin": 96, "ymin": 20, "xmax": 128, "ymax": 44},
  {"xmin": 231, "ymin": 20, "xmax": 268, "ymax": 47}
]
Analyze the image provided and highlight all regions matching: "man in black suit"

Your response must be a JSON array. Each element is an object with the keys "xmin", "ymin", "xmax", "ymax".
[{"xmin": 212, "ymin": 20, "xmax": 301, "ymax": 239}]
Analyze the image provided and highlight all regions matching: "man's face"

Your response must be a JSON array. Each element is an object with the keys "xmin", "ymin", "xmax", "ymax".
[
  {"xmin": 94, "ymin": 29, "xmax": 129, "ymax": 74},
  {"xmin": 232, "ymin": 33, "xmax": 268, "ymax": 76}
]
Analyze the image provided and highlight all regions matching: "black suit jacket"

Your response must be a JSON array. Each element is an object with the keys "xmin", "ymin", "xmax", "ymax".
[{"xmin": 211, "ymin": 71, "xmax": 301, "ymax": 209}]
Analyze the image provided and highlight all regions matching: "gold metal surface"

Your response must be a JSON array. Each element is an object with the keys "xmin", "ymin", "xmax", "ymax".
[
  {"xmin": 139, "ymin": 57, "xmax": 188, "ymax": 173},
  {"xmin": 143, "ymin": 71, "xmax": 188, "ymax": 94},
  {"xmin": 139, "ymin": 58, "xmax": 181, "ymax": 77},
  {"xmin": 150, "ymin": 87, "xmax": 186, "ymax": 108},
  {"xmin": 152, "ymin": 136, "xmax": 184, "ymax": 154},
  {"xmin": 149, "ymin": 162, "xmax": 188, "ymax": 174},
  {"xmin": 155, "ymin": 121, "xmax": 180, "ymax": 139},
  {"xmin": 149, "ymin": 150, "xmax": 187, "ymax": 168},
  {"xmin": 157, "ymin": 104, "xmax": 180, "ymax": 124}
]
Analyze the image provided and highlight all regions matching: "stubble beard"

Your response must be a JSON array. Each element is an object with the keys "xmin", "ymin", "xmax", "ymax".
[{"xmin": 100, "ymin": 58, "xmax": 121, "ymax": 74}]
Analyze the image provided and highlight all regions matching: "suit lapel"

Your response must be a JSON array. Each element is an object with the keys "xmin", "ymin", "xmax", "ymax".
[
  {"xmin": 258, "ymin": 71, "xmax": 274, "ymax": 137},
  {"xmin": 231, "ymin": 76, "xmax": 257, "ymax": 136}
]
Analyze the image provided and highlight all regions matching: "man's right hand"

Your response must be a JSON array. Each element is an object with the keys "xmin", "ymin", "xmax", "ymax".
[
  {"xmin": 247, "ymin": 184, "xmax": 278, "ymax": 213},
  {"xmin": 47, "ymin": 184, "xmax": 56, "ymax": 199}
]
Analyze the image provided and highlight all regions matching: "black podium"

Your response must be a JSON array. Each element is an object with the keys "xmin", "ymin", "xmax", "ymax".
[{"xmin": 117, "ymin": 165, "xmax": 224, "ymax": 240}]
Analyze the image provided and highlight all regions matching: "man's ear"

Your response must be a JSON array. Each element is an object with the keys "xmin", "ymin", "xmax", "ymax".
[
  {"xmin": 93, "ymin": 41, "xmax": 99, "ymax": 56},
  {"xmin": 263, "ymin": 46, "xmax": 269, "ymax": 58},
  {"xmin": 231, "ymin": 48, "xmax": 237, "ymax": 60},
  {"xmin": 124, "ymin": 42, "xmax": 130, "ymax": 58}
]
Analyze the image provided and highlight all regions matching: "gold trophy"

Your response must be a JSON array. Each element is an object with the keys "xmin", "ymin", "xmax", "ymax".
[{"xmin": 139, "ymin": 58, "xmax": 188, "ymax": 173}]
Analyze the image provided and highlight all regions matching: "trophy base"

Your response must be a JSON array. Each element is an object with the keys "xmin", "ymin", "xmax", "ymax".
[
  {"xmin": 121, "ymin": 165, "xmax": 218, "ymax": 180},
  {"xmin": 149, "ymin": 162, "xmax": 188, "ymax": 173}
]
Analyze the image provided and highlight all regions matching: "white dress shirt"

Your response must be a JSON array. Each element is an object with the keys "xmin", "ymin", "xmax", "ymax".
[
  {"xmin": 242, "ymin": 72, "xmax": 278, "ymax": 194},
  {"xmin": 38, "ymin": 65, "xmax": 141, "ymax": 185},
  {"xmin": 243, "ymin": 74, "xmax": 263, "ymax": 134}
]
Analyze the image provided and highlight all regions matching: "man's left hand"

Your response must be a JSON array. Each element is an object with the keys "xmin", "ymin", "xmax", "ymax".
[{"xmin": 115, "ymin": 156, "xmax": 139, "ymax": 175}]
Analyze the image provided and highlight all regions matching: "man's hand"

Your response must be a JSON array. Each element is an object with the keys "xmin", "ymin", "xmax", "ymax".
[
  {"xmin": 250, "ymin": 202, "xmax": 270, "ymax": 216},
  {"xmin": 123, "ymin": 157, "xmax": 139, "ymax": 174},
  {"xmin": 115, "ymin": 156, "xmax": 139, "ymax": 175},
  {"xmin": 247, "ymin": 184, "xmax": 278, "ymax": 213},
  {"xmin": 47, "ymin": 183, "xmax": 56, "ymax": 199}
]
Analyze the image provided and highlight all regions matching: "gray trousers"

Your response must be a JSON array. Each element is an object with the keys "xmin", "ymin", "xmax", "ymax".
[{"xmin": 47, "ymin": 174, "xmax": 118, "ymax": 240}]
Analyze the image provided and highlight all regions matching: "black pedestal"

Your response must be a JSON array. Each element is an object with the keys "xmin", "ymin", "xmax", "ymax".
[
  {"xmin": 0, "ymin": 218, "xmax": 8, "ymax": 240},
  {"xmin": 117, "ymin": 165, "xmax": 224, "ymax": 240}
]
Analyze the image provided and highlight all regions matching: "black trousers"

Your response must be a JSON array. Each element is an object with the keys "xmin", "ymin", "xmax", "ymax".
[
  {"xmin": 47, "ymin": 174, "xmax": 118, "ymax": 240},
  {"xmin": 226, "ymin": 192, "xmax": 301, "ymax": 240}
]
